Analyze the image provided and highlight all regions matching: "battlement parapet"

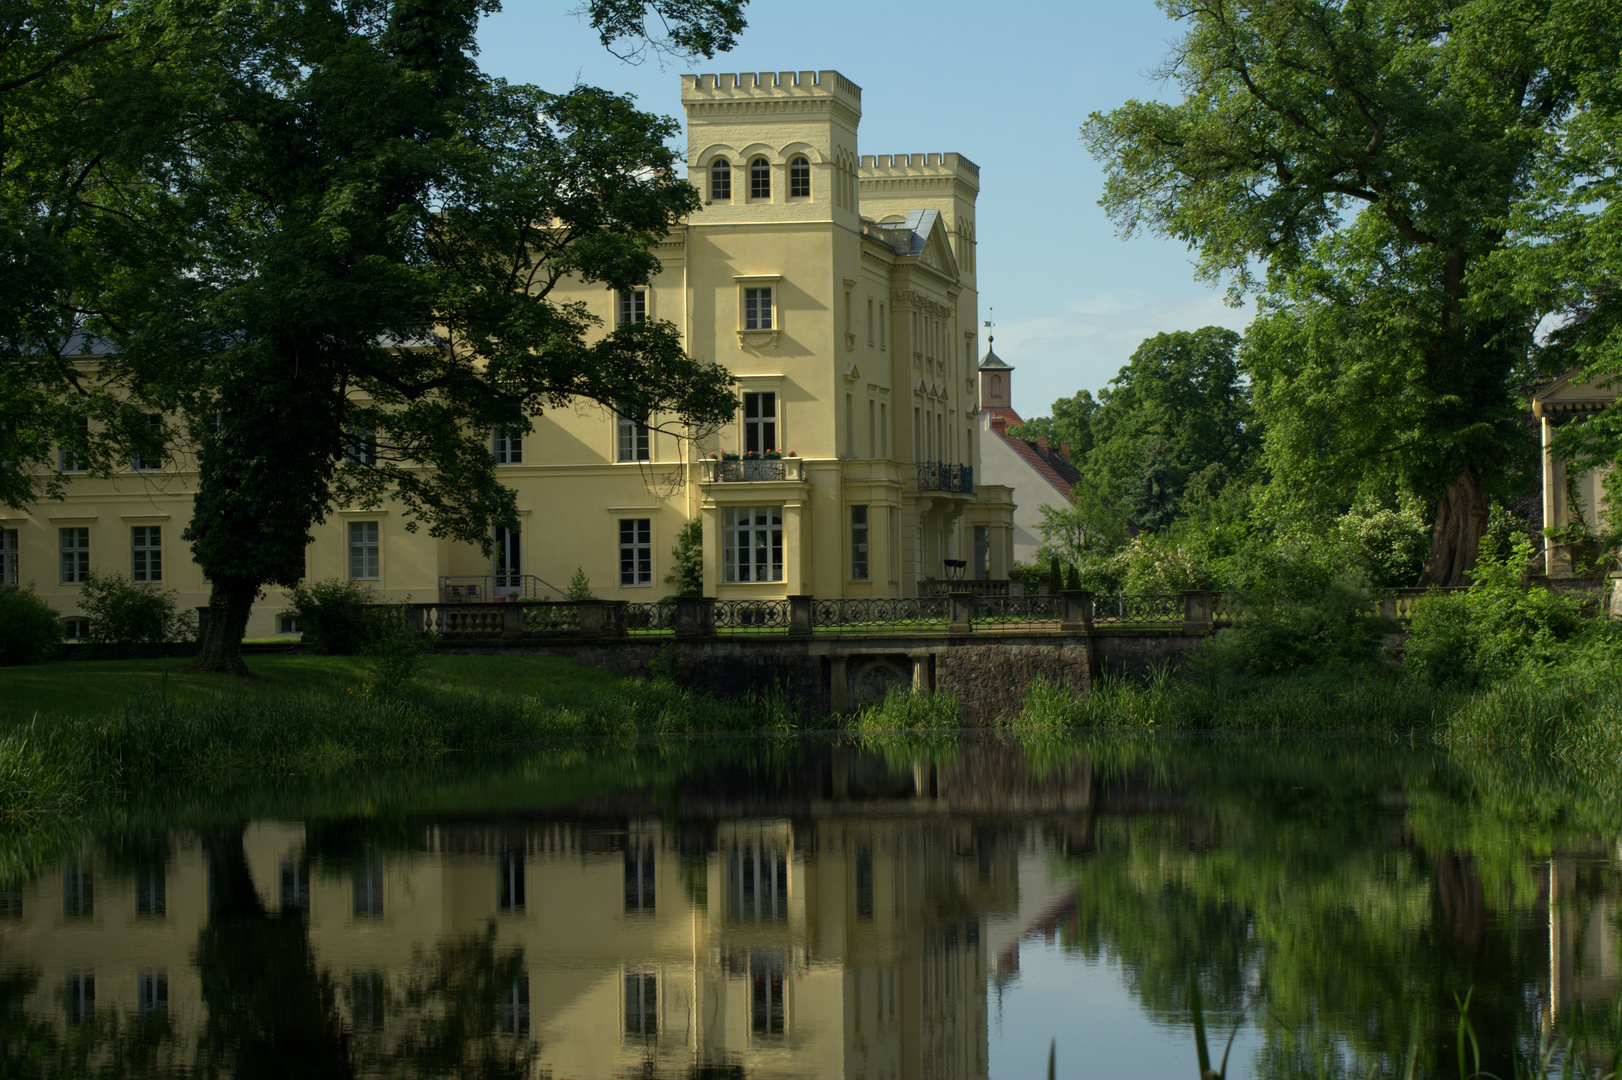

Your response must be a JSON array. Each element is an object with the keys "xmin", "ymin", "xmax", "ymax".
[
  {"xmin": 859, "ymin": 153, "xmax": 979, "ymax": 190},
  {"xmin": 683, "ymin": 70, "xmax": 862, "ymax": 107}
]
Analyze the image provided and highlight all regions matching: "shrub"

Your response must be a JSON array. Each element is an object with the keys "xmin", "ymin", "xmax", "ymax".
[
  {"xmin": 288, "ymin": 578, "xmax": 379, "ymax": 655},
  {"xmin": 664, "ymin": 522, "xmax": 704, "ymax": 597},
  {"xmin": 565, "ymin": 566, "xmax": 595, "ymax": 601},
  {"xmin": 362, "ymin": 605, "xmax": 437, "ymax": 696},
  {"xmin": 0, "ymin": 584, "xmax": 63, "ymax": 665},
  {"xmin": 78, "ymin": 572, "xmax": 195, "ymax": 655},
  {"xmin": 1337, "ymin": 491, "xmax": 1430, "ymax": 588}
]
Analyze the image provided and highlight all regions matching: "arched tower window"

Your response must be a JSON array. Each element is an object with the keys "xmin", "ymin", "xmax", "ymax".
[
  {"xmin": 750, "ymin": 157, "xmax": 771, "ymax": 200},
  {"xmin": 710, "ymin": 159, "xmax": 731, "ymax": 201},
  {"xmin": 789, "ymin": 156, "xmax": 810, "ymax": 199}
]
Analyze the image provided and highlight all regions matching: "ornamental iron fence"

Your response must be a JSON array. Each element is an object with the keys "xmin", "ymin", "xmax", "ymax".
[
  {"xmin": 714, "ymin": 599, "xmax": 791, "ymax": 633},
  {"xmin": 702, "ymin": 458, "xmax": 803, "ymax": 483},
  {"xmin": 809, "ymin": 597, "xmax": 950, "ymax": 633},
  {"xmin": 915, "ymin": 462, "xmax": 974, "ymax": 493}
]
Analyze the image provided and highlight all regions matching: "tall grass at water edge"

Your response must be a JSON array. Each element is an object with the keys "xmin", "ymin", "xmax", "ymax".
[{"xmin": 0, "ymin": 678, "xmax": 805, "ymax": 826}]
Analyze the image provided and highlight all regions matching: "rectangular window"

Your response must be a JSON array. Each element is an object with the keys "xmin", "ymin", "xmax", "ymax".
[
  {"xmin": 619, "ymin": 518, "xmax": 652, "ymax": 586},
  {"xmin": 726, "ymin": 842, "xmax": 788, "ymax": 922},
  {"xmin": 744, "ymin": 287, "xmax": 773, "ymax": 330},
  {"xmin": 62, "ymin": 617, "xmax": 89, "ymax": 641},
  {"xmin": 850, "ymin": 505, "xmax": 869, "ymax": 581},
  {"xmin": 59, "ymin": 527, "xmax": 89, "ymax": 584},
  {"xmin": 878, "ymin": 303, "xmax": 886, "ymax": 348},
  {"xmin": 868, "ymin": 400, "xmax": 877, "ymax": 458},
  {"xmin": 0, "ymin": 528, "xmax": 16, "ymax": 586},
  {"xmin": 624, "ymin": 840, "xmax": 655, "ymax": 913},
  {"xmin": 844, "ymin": 393, "xmax": 854, "ymax": 457},
  {"xmin": 751, "ymin": 957, "xmax": 786, "ymax": 1038},
  {"xmin": 500, "ymin": 975, "xmax": 531, "ymax": 1035},
  {"xmin": 66, "ymin": 971, "xmax": 94, "ymax": 1025},
  {"xmin": 974, "ymin": 525, "xmax": 991, "ymax": 580},
  {"xmin": 131, "ymin": 525, "xmax": 161, "ymax": 583},
  {"xmin": 624, "ymin": 972, "xmax": 657, "ymax": 1037},
  {"xmin": 351, "ymin": 972, "xmax": 385, "ymax": 1032},
  {"xmin": 59, "ymin": 417, "xmax": 89, "ymax": 473},
  {"xmin": 348, "ymin": 521, "xmax": 380, "ymax": 580},
  {"xmin": 722, "ymin": 506, "xmax": 783, "ymax": 583},
  {"xmin": 867, "ymin": 298, "xmax": 874, "ymax": 344},
  {"xmin": 617, "ymin": 289, "xmax": 647, "ymax": 325},
  {"xmin": 280, "ymin": 859, "xmax": 310, "ymax": 911},
  {"xmin": 353, "ymin": 852, "xmax": 383, "ymax": 917},
  {"xmin": 64, "ymin": 860, "xmax": 93, "ymax": 918},
  {"xmin": 880, "ymin": 403, "xmax": 888, "ymax": 456},
  {"xmin": 742, "ymin": 392, "xmax": 776, "ymax": 455},
  {"xmin": 498, "ymin": 850, "xmax": 525, "ymax": 912},
  {"xmin": 278, "ymin": 615, "xmax": 302, "ymax": 635},
  {"xmin": 135, "ymin": 864, "xmax": 165, "ymax": 917},
  {"xmin": 492, "ymin": 425, "xmax": 522, "ymax": 465},
  {"xmin": 137, "ymin": 971, "xmax": 168, "ymax": 1017},
  {"xmin": 344, "ymin": 425, "xmax": 377, "ymax": 468},
  {"xmin": 130, "ymin": 414, "xmax": 163, "ymax": 471},
  {"xmin": 616, "ymin": 408, "xmax": 649, "ymax": 462},
  {"xmin": 494, "ymin": 526, "xmax": 520, "ymax": 591}
]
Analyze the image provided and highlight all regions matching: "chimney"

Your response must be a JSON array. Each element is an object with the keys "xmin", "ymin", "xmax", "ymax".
[
  {"xmin": 990, "ymin": 414, "xmax": 1007, "ymax": 434},
  {"xmin": 1037, "ymin": 434, "xmax": 1049, "ymax": 457},
  {"xmin": 1060, "ymin": 440, "xmax": 1071, "ymax": 462}
]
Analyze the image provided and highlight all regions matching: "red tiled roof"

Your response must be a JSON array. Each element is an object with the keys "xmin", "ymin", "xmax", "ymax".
[
  {"xmin": 994, "ymin": 427, "xmax": 1078, "ymax": 500},
  {"xmin": 983, "ymin": 405, "xmax": 1023, "ymax": 425}
]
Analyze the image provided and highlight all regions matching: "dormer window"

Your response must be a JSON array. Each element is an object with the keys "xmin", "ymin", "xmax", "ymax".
[
  {"xmin": 711, "ymin": 158, "xmax": 731, "ymax": 201},
  {"xmin": 750, "ymin": 157, "xmax": 771, "ymax": 200},
  {"xmin": 789, "ymin": 157, "xmax": 810, "ymax": 198}
]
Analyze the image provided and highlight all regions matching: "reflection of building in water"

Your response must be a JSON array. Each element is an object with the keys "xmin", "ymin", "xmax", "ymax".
[{"xmin": 0, "ymin": 814, "xmax": 1061, "ymax": 1078}]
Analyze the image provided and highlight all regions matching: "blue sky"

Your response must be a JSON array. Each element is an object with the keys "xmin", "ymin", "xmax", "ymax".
[{"xmin": 475, "ymin": 1, "xmax": 1251, "ymax": 421}]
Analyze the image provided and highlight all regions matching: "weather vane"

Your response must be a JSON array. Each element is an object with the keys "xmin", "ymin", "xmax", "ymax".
[{"xmin": 984, "ymin": 308, "xmax": 994, "ymax": 347}]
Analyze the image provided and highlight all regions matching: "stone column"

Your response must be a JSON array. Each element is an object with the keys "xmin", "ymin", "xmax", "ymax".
[
  {"xmin": 829, "ymin": 655, "xmax": 850, "ymax": 712},
  {"xmin": 910, "ymin": 652, "xmax": 931, "ymax": 694},
  {"xmin": 947, "ymin": 592, "xmax": 974, "ymax": 634},
  {"xmin": 788, "ymin": 594, "xmax": 814, "ymax": 638},
  {"xmin": 578, "ymin": 600, "xmax": 625, "ymax": 639},
  {"xmin": 1059, "ymin": 590, "xmax": 1094, "ymax": 633},
  {"xmin": 1181, "ymin": 590, "xmax": 1215, "ymax": 633},
  {"xmin": 500, "ymin": 603, "xmax": 523, "ymax": 640},
  {"xmin": 675, "ymin": 596, "xmax": 716, "ymax": 638},
  {"xmin": 407, "ymin": 604, "xmax": 426, "ymax": 636}
]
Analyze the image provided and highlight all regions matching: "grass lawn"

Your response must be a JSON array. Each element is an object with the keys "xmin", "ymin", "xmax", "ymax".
[{"xmin": 0, "ymin": 653, "xmax": 623, "ymax": 723}]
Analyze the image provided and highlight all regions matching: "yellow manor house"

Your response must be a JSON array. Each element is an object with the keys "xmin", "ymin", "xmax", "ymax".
[{"xmin": 0, "ymin": 70, "xmax": 1016, "ymax": 636}]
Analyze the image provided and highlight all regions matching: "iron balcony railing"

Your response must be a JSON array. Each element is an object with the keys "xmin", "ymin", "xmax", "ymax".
[
  {"xmin": 915, "ymin": 461, "xmax": 973, "ymax": 493},
  {"xmin": 701, "ymin": 457, "xmax": 804, "ymax": 483}
]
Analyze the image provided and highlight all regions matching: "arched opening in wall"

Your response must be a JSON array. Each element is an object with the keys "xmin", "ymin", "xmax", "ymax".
[
  {"xmin": 750, "ymin": 157, "xmax": 771, "ymax": 200},
  {"xmin": 789, "ymin": 156, "xmax": 810, "ymax": 199},
  {"xmin": 711, "ymin": 158, "xmax": 731, "ymax": 201}
]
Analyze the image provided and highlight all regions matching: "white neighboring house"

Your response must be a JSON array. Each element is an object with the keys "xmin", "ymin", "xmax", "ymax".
[{"xmin": 974, "ymin": 343, "xmax": 1082, "ymax": 566}]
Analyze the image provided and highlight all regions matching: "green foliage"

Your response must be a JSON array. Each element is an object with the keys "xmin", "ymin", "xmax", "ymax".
[
  {"xmin": 1406, "ymin": 537, "xmax": 1593, "ymax": 688},
  {"xmin": 1006, "ymin": 389, "xmax": 1097, "ymax": 458},
  {"xmin": 78, "ymin": 572, "xmax": 195, "ymax": 653},
  {"xmin": 565, "ymin": 567, "xmax": 595, "ymax": 601},
  {"xmin": 849, "ymin": 688, "xmax": 959, "ymax": 731},
  {"xmin": 1047, "ymin": 554, "xmax": 1063, "ymax": 594},
  {"xmin": 288, "ymin": 579, "xmax": 379, "ymax": 657},
  {"xmin": 0, "ymin": 585, "xmax": 62, "ymax": 665},
  {"xmin": 663, "ymin": 521, "xmax": 704, "ymax": 597},
  {"xmin": 1064, "ymin": 563, "xmax": 1082, "ymax": 592},
  {"xmin": 1336, "ymin": 491, "xmax": 1433, "ymax": 589},
  {"xmin": 361, "ymin": 607, "xmax": 437, "ymax": 697}
]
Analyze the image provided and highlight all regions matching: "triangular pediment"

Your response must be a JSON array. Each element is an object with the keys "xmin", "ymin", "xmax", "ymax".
[
  {"xmin": 1535, "ymin": 372, "xmax": 1617, "ymax": 404},
  {"xmin": 916, "ymin": 214, "xmax": 959, "ymax": 279}
]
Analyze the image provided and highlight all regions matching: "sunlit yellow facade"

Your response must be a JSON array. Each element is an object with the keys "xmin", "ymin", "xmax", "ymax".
[{"xmin": 0, "ymin": 69, "xmax": 1014, "ymax": 636}]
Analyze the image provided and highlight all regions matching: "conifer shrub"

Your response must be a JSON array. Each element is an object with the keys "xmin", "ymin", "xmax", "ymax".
[
  {"xmin": 664, "ymin": 522, "xmax": 704, "ymax": 597},
  {"xmin": 0, "ymin": 585, "xmax": 63, "ymax": 665},
  {"xmin": 565, "ymin": 567, "xmax": 595, "ymax": 600}
]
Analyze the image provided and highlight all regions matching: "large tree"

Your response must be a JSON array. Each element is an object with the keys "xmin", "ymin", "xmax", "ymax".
[
  {"xmin": 78, "ymin": 0, "xmax": 745, "ymax": 672},
  {"xmin": 1084, "ymin": 0, "xmax": 1613, "ymax": 583}
]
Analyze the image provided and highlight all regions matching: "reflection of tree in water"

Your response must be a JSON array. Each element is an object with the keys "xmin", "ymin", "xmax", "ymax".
[{"xmin": 1051, "ymin": 745, "xmax": 1583, "ymax": 1080}]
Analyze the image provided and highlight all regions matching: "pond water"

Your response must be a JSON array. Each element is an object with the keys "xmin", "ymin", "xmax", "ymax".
[{"xmin": 1, "ymin": 733, "xmax": 1618, "ymax": 1079}]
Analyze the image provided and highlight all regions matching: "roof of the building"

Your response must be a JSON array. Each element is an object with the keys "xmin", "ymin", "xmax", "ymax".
[
  {"xmin": 871, "ymin": 208, "xmax": 939, "ymax": 257},
  {"xmin": 991, "ymin": 420, "xmax": 1081, "ymax": 500},
  {"xmin": 982, "ymin": 405, "xmax": 1023, "ymax": 425},
  {"xmin": 978, "ymin": 344, "xmax": 1011, "ymax": 371}
]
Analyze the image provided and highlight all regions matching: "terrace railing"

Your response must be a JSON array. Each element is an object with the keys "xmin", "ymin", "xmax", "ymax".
[
  {"xmin": 438, "ymin": 574, "xmax": 567, "ymax": 603},
  {"xmin": 701, "ymin": 457, "xmax": 804, "ymax": 483},
  {"xmin": 260, "ymin": 585, "xmax": 1464, "ymax": 645},
  {"xmin": 915, "ymin": 462, "xmax": 974, "ymax": 494}
]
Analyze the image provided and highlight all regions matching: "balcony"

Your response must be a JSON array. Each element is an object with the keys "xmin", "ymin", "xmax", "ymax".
[
  {"xmin": 915, "ymin": 461, "xmax": 974, "ymax": 493},
  {"xmin": 702, "ymin": 457, "xmax": 804, "ymax": 483}
]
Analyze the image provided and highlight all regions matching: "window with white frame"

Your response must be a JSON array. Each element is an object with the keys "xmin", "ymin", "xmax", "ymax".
[
  {"xmin": 137, "ymin": 970, "xmax": 168, "ymax": 1017},
  {"xmin": 62, "ymin": 617, "xmax": 89, "ymax": 641},
  {"xmin": 493, "ymin": 525, "xmax": 521, "ymax": 590},
  {"xmin": 59, "ymin": 417, "xmax": 89, "ymax": 473},
  {"xmin": 850, "ymin": 505, "xmax": 869, "ymax": 581},
  {"xmin": 722, "ymin": 506, "xmax": 783, "ymax": 583},
  {"xmin": 749, "ymin": 156, "xmax": 770, "ymax": 199},
  {"xmin": 616, "ymin": 407, "xmax": 649, "ymax": 462},
  {"xmin": 278, "ymin": 614, "xmax": 302, "ymax": 635},
  {"xmin": 492, "ymin": 425, "xmax": 522, "ymax": 464},
  {"xmin": 710, "ymin": 158, "xmax": 731, "ymax": 201},
  {"xmin": 742, "ymin": 392, "xmax": 776, "ymax": 455},
  {"xmin": 59, "ymin": 527, "xmax": 89, "ymax": 584},
  {"xmin": 131, "ymin": 525, "xmax": 162, "ymax": 582},
  {"xmin": 624, "ymin": 971, "xmax": 657, "ymax": 1037},
  {"xmin": 743, "ymin": 287, "xmax": 773, "ymax": 330},
  {"xmin": 617, "ymin": 289, "xmax": 646, "ymax": 324},
  {"xmin": 130, "ymin": 414, "xmax": 163, "ymax": 471},
  {"xmin": 974, "ymin": 525, "xmax": 991, "ymax": 580},
  {"xmin": 498, "ymin": 848, "xmax": 525, "ymax": 911},
  {"xmin": 499, "ymin": 974, "xmax": 531, "ymax": 1035},
  {"xmin": 0, "ymin": 528, "xmax": 16, "ymax": 586},
  {"xmin": 619, "ymin": 518, "xmax": 652, "ymax": 586},
  {"xmin": 348, "ymin": 521, "xmax": 380, "ymax": 579},
  {"xmin": 789, "ymin": 156, "xmax": 810, "ymax": 198},
  {"xmin": 344, "ymin": 424, "xmax": 377, "ymax": 468}
]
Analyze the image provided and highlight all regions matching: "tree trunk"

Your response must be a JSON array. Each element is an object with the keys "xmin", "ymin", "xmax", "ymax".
[
  {"xmin": 196, "ymin": 575, "xmax": 260, "ymax": 675},
  {"xmin": 1421, "ymin": 468, "xmax": 1490, "ymax": 586}
]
